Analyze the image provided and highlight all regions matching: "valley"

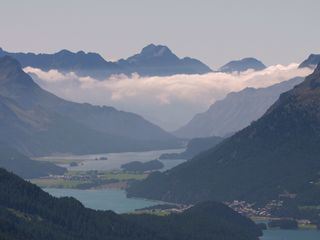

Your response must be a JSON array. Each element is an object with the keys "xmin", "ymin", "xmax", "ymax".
[
  {"xmin": 1, "ymin": 4, "xmax": 320, "ymax": 239},
  {"xmin": 29, "ymin": 149, "xmax": 186, "ymax": 190},
  {"xmin": 29, "ymin": 149, "xmax": 320, "ymax": 239}
]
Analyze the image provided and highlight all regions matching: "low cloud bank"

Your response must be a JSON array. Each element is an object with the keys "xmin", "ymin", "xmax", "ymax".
[{"xmin": 24, "ymin": 64, "xmax": 312, "ymax": 131}]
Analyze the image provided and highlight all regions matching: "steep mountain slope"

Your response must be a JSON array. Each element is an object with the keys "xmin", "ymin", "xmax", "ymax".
[
  {"xmin": 117, "ymin": 44, "xmax": 212, "ymax": 76},
  {"xmin": 0, "ymin": 168, "xmax": 261, "ymax": 240},
  {"xmin": 0, "ymin": 56, "xmax": 180, "ymax": 156},
  {"xmin": 174, "ymin": 77, "xmax": 303, "ymax": 138},
  {"xmin": 0, "ymin": 45, "xmax": 212, "ymax": 77},
  {"xmin": 0, "ymin": 93, "xmax": 140, "ymax": 156},
  {"xmin": 160, "ymin": 136, "xmax": 224, "ymax": 160},
  {"xmin": 299, "ymin": 54, "xmax": 320, "ymax": 69},
  {"xmin": 0, "ymin": 145, "xmax": 66, "ymax": 178},
  {"xmin": 219, "ymin": 57, "xmax": 266, "ymax": 73},
  {"xmin": 128, "ymin": 65, "xmax": 320, "ymax": 204}
]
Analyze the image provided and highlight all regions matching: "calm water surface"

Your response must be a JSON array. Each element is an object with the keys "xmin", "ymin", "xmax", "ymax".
[
  {"xmin": 261, "ymin": 229, "xmax": 320, "ymax": 240},
  {"xmin": 45, "ymin": 188, "xmax": 163, "ymax": 213},
  {"xmin": 43, "ymin": 149, "xmax": 184, "ymax": 213},
  {"xmin": 40, "ymin": 148, "xmax": 186, "ymax": 171}
]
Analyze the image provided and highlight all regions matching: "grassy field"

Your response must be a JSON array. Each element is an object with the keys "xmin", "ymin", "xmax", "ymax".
[
  {"xmin": 98, "ymin": 171, "xmax": 148, "ymax": 181},
  {"xmin": 298, "ymin": 223, "xmax": 318, "ymax": 230},
  {"xmin": 30, "ymin": 178, "xmax": 88, "ymax": 189}
]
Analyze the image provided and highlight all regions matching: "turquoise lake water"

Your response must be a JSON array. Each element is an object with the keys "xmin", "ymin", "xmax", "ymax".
[
  {"xmin": 45, "ymin": 188, "xmax": 163, "ymax": 213},
  {"xmin": 261, "ymin": 229, "xmax": 320, "ymax": 240}
]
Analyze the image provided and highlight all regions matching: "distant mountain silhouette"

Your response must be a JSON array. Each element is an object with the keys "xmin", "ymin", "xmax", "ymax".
[
  {"xmin": 299, "ymin": 54, "xmax": 320, "ymax": 69},
  {"xmin": 174, "ymin": 77, "xmax": 303, "ymax": 138},
  {"xmin": 0, "ymin": 45, "xmax": 212, "ymax": 78},
  {"xmin": 0, "ymin": 47, "xmax": 120, "ymax": 79},
  {"xmin": 0, "ymin": 56, "xmax": 180, "ymax": 156},
  {"xmin": 128, "ymin": 65, "xmax": 320, "ymax": 204},
  {"xmin": 117, "ymin": 44, "xmax": 212, "ymax": 76},
  {"xmin": 219, "ymin": 57, "xmax": 266, "ymax": 73}
]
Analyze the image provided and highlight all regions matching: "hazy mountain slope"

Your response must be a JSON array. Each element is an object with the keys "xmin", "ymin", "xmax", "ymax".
[
  {"xmin": 0, "ymin": 45, "xmax": 212, "ymax": 77},
  {"xmin": 219, "ymin": 57, "xmax": 266, "ymax": 73},
  {"xmin": 299, "ymin": 54, "xmax": 320, "ymax": 69},
  {"xmin": 117, "ymin": 44, "xmax": 212, "ymax": 76},
  {"xmin": 51, "ymin": 103, "xmax": 176, "ymax": 142},
  {"xmin": 0, "ymin": 168, "xmax": 261, "ymax": 240},
  {"xmin": 0, "ymin": 93, "xmax": 143, "ymax": 156},
  {"xmin": 174, "ymin": 77, "xmax": 304, "ymax": 138},
  {"xmin": 0, "ymin": 56, "xmax": 177, "ymax": 142},
  {"xmin": 160, "ymin": 136, "xmax": 224, "ymax": 160},
  {"xmin": 0, "ymin": 56, "xmax": 180, "ymax": 156},
  {"xmin": 0, "ymin": 145, "xmax": 66, "ymax": 178},
  {"xmin": 128, "ymin": 65, "xmax": 320, "ymax": 204}
]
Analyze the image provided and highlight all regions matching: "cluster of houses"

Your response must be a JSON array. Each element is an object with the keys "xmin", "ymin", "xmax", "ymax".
[{"xmin": 226, "ymin": 200, "xmax": 284, "ymax": 218}]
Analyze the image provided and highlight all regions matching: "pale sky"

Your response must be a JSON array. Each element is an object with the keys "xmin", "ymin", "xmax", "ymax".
[{"xmin": 0, "ymin": 0, "xmax": 319, "ymax": 69}]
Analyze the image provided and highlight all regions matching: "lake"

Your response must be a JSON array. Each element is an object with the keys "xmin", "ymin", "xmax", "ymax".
[
  {"xmin": 261, "ymin": 229, "xmax": 320, "ymax": 240},
  {"xmin": 45, "ymin": 188, "xmax": 163, "ymax": 213},
  {"xmin": 39, "ymin": 148, "xmax": 186, "ymax": 171},
  {"xmin": 43, "ymin": 149, "xmax": 185, "ymax": 213}
]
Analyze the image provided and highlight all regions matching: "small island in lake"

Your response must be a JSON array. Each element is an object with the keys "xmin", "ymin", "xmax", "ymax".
[
  {"xmin": 95, "ymin": 156, "xmax": 108, "ymax": 161},
  {"xmin": 121, "ymin": 159, "xmax": 164, "ymax": 172},
  {"xmin": 69, "ymin": 162, "xmax": 79, "ymax": 167}
]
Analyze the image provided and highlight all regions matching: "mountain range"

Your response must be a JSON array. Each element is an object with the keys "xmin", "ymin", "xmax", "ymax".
[
  {"xmin": 0, "ymin": 167, "xmax": 261, "ymax": 240},
  {"xmin": 1, "ymin": 46, "xmax": 318, "ymax": 80},
  {"xmin": 219, "ymin": 57, "xmax": 266, "ymax": 73},
  {"xmin": 128, "ymin": 63, "xmax": 320, "ymax": 205},
  {"xmin": 117, "ymin": 44, "xmax": 212, "ymax": 76},
  {"xmin": 174, "ymin": 77, "xmax": 304, "ymax": 138},
  {"xmin": 0, "ymin": 44, "xmax": 212, "ymax": 78},
  {"xmin": 0, "ymin": 56, "xmax": 180, "ymax": 156}
]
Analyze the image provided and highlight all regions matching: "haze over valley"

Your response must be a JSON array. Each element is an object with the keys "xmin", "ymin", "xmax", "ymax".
[
  {"xmin": 1, "ymin": 1, "xmax": 320, "ymax": 240},
  {"xmin": 15, "ymin": 47, "xmax": 312, "ymax": 130}
]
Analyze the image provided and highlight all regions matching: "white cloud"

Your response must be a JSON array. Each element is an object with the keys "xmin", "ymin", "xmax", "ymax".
[{"xmin": 24, "ymin": 64, "xmax": 312, "ymax": 131}]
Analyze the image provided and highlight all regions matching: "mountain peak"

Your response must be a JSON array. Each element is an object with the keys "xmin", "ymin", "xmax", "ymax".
[
  {"xmin": 0, "ymin": 56, "xmax": 37, "ymax": 91},
  {"xmin": 56, "ymin": 49, "xmax": 73, "ymax": 55},
  {"xmin": 219, "ymin": 57, "xmax": 266, "ymax": 73},
  {"xmin": 140, "ymin": 44, "xmax": 175, "ymax": 58}
]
